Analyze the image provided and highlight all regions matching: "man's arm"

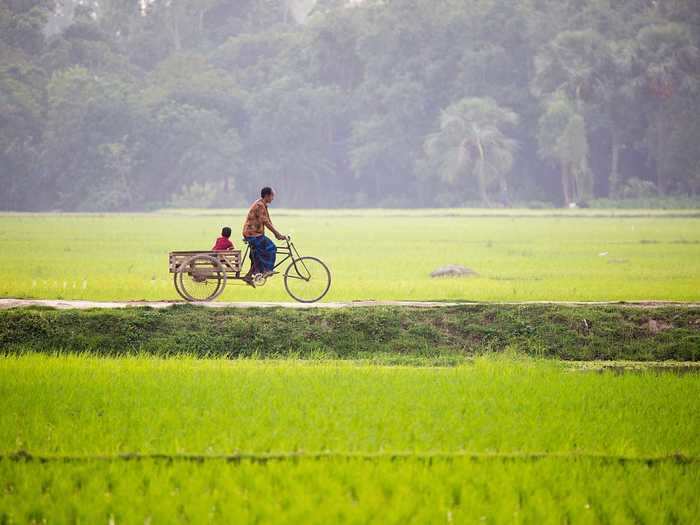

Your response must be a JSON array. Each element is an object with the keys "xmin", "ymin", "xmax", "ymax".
[{"xmin": 264, "ymin": 217, "xmax": 285, "ymax": 240}]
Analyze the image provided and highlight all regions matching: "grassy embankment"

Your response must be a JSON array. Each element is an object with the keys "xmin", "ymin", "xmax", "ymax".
[
  {"xmin": 1, "ymin": 356, "xmax": 698, "ymax": 523},
  {"xmin": 1, "ymin": 304, "xmax": 699, "ymax": 361},
  {"xmin": 1, "ymin": 209, "xmax": 699, "ymax": 302}
]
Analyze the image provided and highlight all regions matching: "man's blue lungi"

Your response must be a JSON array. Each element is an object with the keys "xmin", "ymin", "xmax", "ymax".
[{"xmin": 245, "ymin": 235, "xmax": 276, "ymax": 272}]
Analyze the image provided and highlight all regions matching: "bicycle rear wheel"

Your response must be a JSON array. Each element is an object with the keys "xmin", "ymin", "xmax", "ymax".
[
  {"xmin": 177, "ymin": 255, "xmax": 226, "ymax": 301},
  {"xmin": 284, "ymin": 256, "xmax": 331, "ymax": 303}
]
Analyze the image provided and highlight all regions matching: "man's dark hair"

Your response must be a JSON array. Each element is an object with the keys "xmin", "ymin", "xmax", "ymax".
[
  {"xmin": 261, "ymin": 187, "xmax": 273, "ymax": 198},
  {"xmin": 221, "ymin": 226, "xmax": 232, "ymax": 238}
]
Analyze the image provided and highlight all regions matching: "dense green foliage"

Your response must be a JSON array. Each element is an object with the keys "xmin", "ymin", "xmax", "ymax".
[
  {"xmin": 2, "ymin": 304, "xmax": 699, "ymax": 360},
  {"xmin": 1, "ymin": 0, "xmax": 699, "ymax": 210},
  {"xmin": 1, "ymin": 356, "xmax": 698, "ymax": 523},
  {"xmin": 1, "ymin": 210, "xmax": 699, "ymax": 301}
]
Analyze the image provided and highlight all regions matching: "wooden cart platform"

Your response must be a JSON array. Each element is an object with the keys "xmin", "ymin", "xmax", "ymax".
[{"xmin": 169, "ymin": 250, "xmax": 241, "ymax": 274}]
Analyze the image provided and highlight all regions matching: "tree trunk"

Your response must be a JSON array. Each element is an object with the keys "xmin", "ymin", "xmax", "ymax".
[
  {"xmin": 375, "ymin": 168, "xmax": 381, "ymax": 204},
  {"xmin": 609, "ymin": 130, "xmax": 621, "ymax": 198},
  {"xmin": 477, "ymin": 158, "xmax": 491, "ymax": 207},
  {"xmin": 283, "ymin": 0, "xmax": 290, "ymax": 24},
  {"xmin": 571, "ymin": 166, "xmax": 579, "ymax": 204},
  {"xmin": 170, "ymin": 10, "xmax": 182, "ymax": 51},
  {"xmin": 475, "ymin": 140, "xmax": 491, "ymax": 207},
  {"xmin": 497, "ymin": 175, "xmax": 511, "ymax": 207},
  {"xmin": 653, "ymin": 111, "xmax": 670, "ymax": 196},
  {"xmin": 561, "ymin": 161, "xmax": 571, "ymax": 206}
]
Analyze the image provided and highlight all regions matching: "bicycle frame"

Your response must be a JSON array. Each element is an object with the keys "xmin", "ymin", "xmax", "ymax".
[{"xmin": 238, "ymin": 237, "xmax": 311, "ymax": 281}]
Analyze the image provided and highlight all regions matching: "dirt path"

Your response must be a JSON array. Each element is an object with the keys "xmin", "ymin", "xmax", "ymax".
[{"xmin": 2, "ymin": 298, "xmax": 699, "ymax": 310}]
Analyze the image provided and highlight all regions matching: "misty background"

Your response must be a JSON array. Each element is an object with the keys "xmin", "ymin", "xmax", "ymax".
[{"xmin": 1, "ymin": 0, "xmax": 699, "ymax": 211}]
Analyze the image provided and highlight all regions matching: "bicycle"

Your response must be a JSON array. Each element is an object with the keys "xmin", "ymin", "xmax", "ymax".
[{"xmin": 169, "ymin": 235, "xmax": 331, "ymax": 303}]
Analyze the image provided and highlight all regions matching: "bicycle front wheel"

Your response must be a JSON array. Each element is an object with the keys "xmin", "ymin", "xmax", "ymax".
[{"xmin": 284, "ymin": 256, "xmax": 331, "ymax": 303}]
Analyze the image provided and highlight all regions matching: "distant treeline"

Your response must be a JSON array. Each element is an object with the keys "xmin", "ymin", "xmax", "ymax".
[{"xmin": 1, "ymin": 0, "xmax": 699, "ymax": 210}]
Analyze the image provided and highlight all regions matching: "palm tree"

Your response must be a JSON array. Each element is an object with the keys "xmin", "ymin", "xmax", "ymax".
[
  {"xmin": 424, "ymin": 98, "xmax": 518, "ymax": 207},
  {"xmin": 633, "ymin": 23, "xmax": 700, "ymax": 194},
  {"xmin": 537, "ymin": 96, "xmax": 591, "ymax": 206},
  {"xmin": 531, "ymin": 30, "xmax": 615, "ymax": 201},
  {"xmin": 531, "ymin": 30, "xmax": 613, "ymax": 110}
]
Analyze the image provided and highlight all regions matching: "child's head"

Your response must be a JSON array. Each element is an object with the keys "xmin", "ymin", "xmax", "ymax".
[{"xmin": 221, "ymin": 226, "xmax": 232, "ymax": 238}]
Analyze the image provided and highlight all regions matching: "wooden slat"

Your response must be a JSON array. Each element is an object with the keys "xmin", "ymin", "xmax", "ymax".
[
  {"xmin": 169, "ymin": 251, "xmax": 241, "ymax": 273},
  {"xmin": 170, "ymin": 250, "xmax": 242, "ymax": 256}
]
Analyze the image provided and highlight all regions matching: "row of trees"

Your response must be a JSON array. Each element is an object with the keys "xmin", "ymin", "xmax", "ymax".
[{"xmin": 1, "ymin": 0, "xmax": 699, "ymax": 210}]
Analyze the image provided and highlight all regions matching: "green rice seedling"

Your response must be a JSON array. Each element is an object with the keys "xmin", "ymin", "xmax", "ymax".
[
  {"xmin": 1, "ymin": 458, "xmax": 698, "ymax": 524},
  {"xmin": 1, "ymin": 355, "xmax": 698, "ymax": 456},
  {"xmin": 0, "ymin": 355, "xmax": 698, "ymax": 523}
]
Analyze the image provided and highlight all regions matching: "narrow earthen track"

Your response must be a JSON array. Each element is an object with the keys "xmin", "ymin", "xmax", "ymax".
[{"xmin": 1, "ymin": 299, "xmax": 699, "ymax": 310}]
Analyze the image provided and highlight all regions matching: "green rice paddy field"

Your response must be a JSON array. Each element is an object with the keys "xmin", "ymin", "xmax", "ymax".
[
  {"xmin": 1, "ymin": 209, "xmax": 699, "ymax": 302},
  {"xmin": 1, "ymin": 356, "xmax": 699, "ymax": 523},
  {"xmin": 2, "ymin": 209, "xmax": 699, "ymax": 523}
]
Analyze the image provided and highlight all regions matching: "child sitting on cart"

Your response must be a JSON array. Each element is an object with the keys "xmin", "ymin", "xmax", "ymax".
[{"xmin": 212, "ymin": 227, "xmax": 235, "ymax": 251}]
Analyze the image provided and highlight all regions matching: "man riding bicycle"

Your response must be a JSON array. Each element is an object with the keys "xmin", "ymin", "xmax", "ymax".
[{"xmin": 242, "ymin": 186, "xmax": 286, "ymax": 286}]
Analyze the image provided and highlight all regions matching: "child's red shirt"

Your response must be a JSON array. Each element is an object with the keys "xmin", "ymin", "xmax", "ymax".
[{"xmin": 212, "ymin": 237, "xmax": 234, "ymax": 251}]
